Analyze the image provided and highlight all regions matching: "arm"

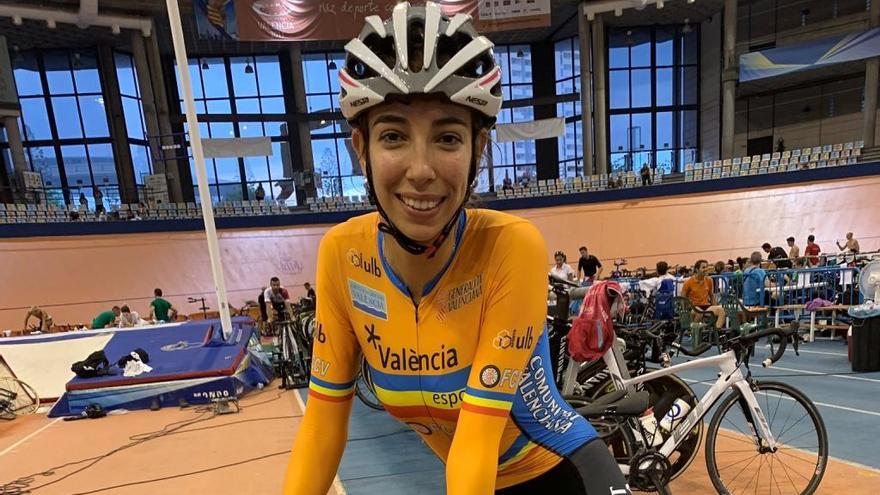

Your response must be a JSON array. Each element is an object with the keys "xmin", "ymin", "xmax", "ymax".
[
  {"xmin": 284, "ymin": 233, "xmax": 360, "ymax": 495},
  {"xmin": 148, "ymin": 302, "xmax": 155, "ymax": 321},
  {"xmin": 446, "ymin": 222, "xmax": 546, "ymax": 494},
  {"xmin": 595, "ymin": 259, "xmax": 604, "ymax": 280},
  {"xmin": 24, "ymin": 312, "xmax": 32, "ymax": 329}
]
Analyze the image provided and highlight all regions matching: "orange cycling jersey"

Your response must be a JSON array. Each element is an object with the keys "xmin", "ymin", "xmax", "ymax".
[{"xmin": 292, "ymin": 209, "xmax": 596, "ymax": 491}]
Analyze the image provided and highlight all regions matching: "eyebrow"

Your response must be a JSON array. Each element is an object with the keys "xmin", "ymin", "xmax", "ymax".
[{"xmin": 371, "ymin": 114, "xmax": 469, "ymax": 128}]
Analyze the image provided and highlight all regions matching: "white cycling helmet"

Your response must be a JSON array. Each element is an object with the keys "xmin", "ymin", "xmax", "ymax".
[{"xmin": 338, "ymin": 2, "xmax": 503, "ymax": 258}]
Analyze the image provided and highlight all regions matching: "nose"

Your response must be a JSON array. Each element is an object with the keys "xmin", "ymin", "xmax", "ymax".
[{"xmin": 404, "ymin": 137, "xmax": 436, "ymax": 187}]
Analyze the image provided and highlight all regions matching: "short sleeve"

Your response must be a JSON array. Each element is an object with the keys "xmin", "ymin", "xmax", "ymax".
[
  {"xmin": 461, "ymin": 221, "xmax": 547, "ymax": 417},
  {"xmin": 307, "ymin": 232, "xmax": 361, "ymax": 403}
]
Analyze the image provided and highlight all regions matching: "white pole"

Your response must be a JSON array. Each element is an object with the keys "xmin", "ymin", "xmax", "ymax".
[{"xmin": 164, "ymin": 0, "xmax": 233, "ymax": 339}]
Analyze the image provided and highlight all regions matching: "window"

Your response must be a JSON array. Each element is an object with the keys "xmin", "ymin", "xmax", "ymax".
[
  {"xmin": 607, "ymin": 26, "xmax": 699, "ymax": 173},
  {"xmin": 555, "ymin": 37, "xmax": 584, "ymax": 179},
  {"xmin": 174, "ymin": 55, "xmax": 296, "ymax": 204},
  {"xmin": 302, "ymin": 52, "xmax": 364, "ymax": 199},
  {"xmin": 1, "ymin": 50, "xmax": 117, "ymax": 207},
  {"xmin": 114, "ymin": 51, "xmax": 153, "ymax": 192},
  {"xmin": 490, "ymin": 45, "xmax": 536, "ymax": 191}
]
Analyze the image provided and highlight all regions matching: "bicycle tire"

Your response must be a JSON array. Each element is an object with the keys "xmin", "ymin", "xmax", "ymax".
[
  {"xmin": 354, "ymin": 357, "xmax": 384, "ymax": 411},
  {"xmin": 0, "ymin": 378, "xmax": 39, "ymax": 417},
  {"xmin": 705, "ymin": 380, "xmax": 828, "ymax": 495}
]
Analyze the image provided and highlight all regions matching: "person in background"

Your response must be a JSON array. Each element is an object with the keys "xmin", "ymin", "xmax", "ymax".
[
  {"xmin": 304, "ymin": 282, "xmax": 316, "ymax": 303},
  {"xmin": 577, "ymin": 246, "xmax": 603, "ymax": 285},
  {"xmin": 762, "ymin": 242, "xmax": 791, "ymax": 269},
  {"xmin": 713, "ymin": 261, "xmax": 726, "ymax": 274},
  {"xmin": 805, "ymin": 235, "xmax": 822, "ymax": 266},
  {"xmin": 742, "ymin": 251, "xmax": 771, "ymax": 306},
  {"xmin": 640, "ymin": 163, "xmax": 653, "ymax": 186},
  {"xmin": 502, "ymin": 176, "xmax": 513, "ymax": 191},
  {"xmin": 550, "ymin": 251, "xmax": 576, "ymax": 282},
  {"xmin": 118, "ymin": 305, "xmax": 147, "ymax": 328},
  {"xmin": 681, "ymin": 260, "xmax": 725, "ymax": 328},
  {"xmin": 787, "ymin": 236, "xmax": 800, "ymax": 261},
  {"xmin": 24, "ymin": 306, "xmax": 53, "ymax": 332},
  {"xmin": 638, "ymin": 261, "xmax": 674, "ymax": 296},
  {"xmin": 78, "ymin": 192, "xmax": 89, "ymax": 213},
  {"xmin": 91, "ymin": 306, "xmax": 121, "ymax": 329},
  {"xmin": 255, "ymin": 183, "xmax": 266, "ymax": 201},
  {"xmin": 836, "ymin": 232, "xmax": 860, "ymax": 255},
  {"xmin": 257, "ymin": 286, "xmax": 269, "ymax": 324},
  {"xmin": 93, "ymin": 186, "xmax": 104, "ymax": 215},
  {"xmin": 148, "ymin": 288, "xmax": 178, "ymax": 323},
  {"xmin": 264, "ymin": 276, "xmax": 292, "ymax": 323}
]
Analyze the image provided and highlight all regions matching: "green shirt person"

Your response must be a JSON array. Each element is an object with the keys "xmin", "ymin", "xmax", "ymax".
[
  {"xmin": 148, "ymin": 288, "xmax": 178, "ymax": 322},
  {"xmin": 92, "ymin": 306, "xmax": 121, "ymax": 329}
]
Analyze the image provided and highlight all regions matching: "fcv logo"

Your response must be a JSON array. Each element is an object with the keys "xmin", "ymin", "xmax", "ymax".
[{"xmin": 348, "ymin": 249, "xmax": 382, "ymax": 278}]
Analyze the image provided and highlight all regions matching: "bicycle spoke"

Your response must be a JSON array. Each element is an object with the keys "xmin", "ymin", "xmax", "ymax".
[
  {"xmin": 775, "ymin": 411, "xmax": 811, "ymax": 444},
  {"xmin": 778, "ymin": 428, "xmax": 818, "ymax": 450},
  {"xmin": 771, "ymin": 453, "xmax": 812, "ymax": 482},
  {"xmin": 723, "ymin": 414, "xmax": 756, "ymax": 442},
  {"xmin": 726, "ymin": 454, "xmax": 760, "ymax": 491},
  {"xmin": 717, "ymin": 452, "xmax": 761, "ymax": 472},
  {"xmin": 775, "ymin": 448, "xmax": 819, "ymax": 466}
]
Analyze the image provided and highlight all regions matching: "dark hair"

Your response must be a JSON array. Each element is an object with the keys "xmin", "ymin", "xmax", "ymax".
[
  {"xmin": 714, "ymin": 261, "xmax": 726, "ymax": 273},
  {"xmin": 112, "ymin": 305, "xmax": 121, "ymax": 311},
  {"xmin": 121, "ymin": 305, "xmax": 130, "ymax": 313},
  {"xmin": 579, "ymin": 246, "xmax": 587, "ymax": 252},
  {"xmin": 750, "ymin": 251, "xmax": 763, "ymax": 265},
  {"xmin": 762, "ymin": 242, "xmax": 772, "ymax": 250},
  {"xmin": 554, "ymin": 251, "xmax": 567, "ymax": 262},
  {"xmin": 786, "ymin": 236, "xmax": 795, "ymax": 243},
  {"xmin": 694, "ymin": 259, "xmax": 708, "ymax": 272},
  {"xmin": 270, "ymin": 277, "xmax": 280, "ymax": 283},
  {"xmin": 154, "ymin": 288, "xmax": 163, "ymax": 297},
  {"xmin": 304, "ymin": 282, "xmax": 311, "ymax": 287},
  {"xmin": 656, "ymin": 261, "xmax": 668, "ymax": 275},
  {"xmin": 808, "ymin": 234, "xmax": 815, "ymax": 242},
  {"xmin": 736, "ymin": 257, "xmax": 747, "ymax": 269}
]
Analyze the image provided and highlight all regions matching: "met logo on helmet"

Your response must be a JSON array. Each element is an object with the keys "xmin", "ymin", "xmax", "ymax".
[
  {"xmin": 465, "ymin": 96, "xmax": 488, "ymax": 106},
  {"xmin": 350, "ymin": 97, "xmax": 369, "ymax": 107}
]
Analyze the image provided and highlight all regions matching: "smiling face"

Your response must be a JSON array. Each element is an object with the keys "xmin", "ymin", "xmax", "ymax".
[{"xmin": 353, "ymin": 98, "xmax": 487, "ymax": 243}]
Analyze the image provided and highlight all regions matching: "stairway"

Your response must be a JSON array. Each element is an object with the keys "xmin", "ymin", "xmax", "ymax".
[{"xmin": 858, "ymin": 146, "xmax": 880, "ymax": 163}]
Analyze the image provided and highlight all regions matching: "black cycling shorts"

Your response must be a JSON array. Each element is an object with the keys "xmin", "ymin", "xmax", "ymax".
[{"xmin": 496, "ymin": 438, "xmax": 631, "ymax": 495}]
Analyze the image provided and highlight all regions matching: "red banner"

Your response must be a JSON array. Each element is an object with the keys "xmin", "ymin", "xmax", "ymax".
[{"xmin": 232, "ymin": 1, "xmax": 550, "ymax": 42}]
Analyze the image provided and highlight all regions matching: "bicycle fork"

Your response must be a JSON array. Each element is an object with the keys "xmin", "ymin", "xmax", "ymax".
[{"xmin": 732, "ymin": 379, "xmax": 779, "ymax": 452}]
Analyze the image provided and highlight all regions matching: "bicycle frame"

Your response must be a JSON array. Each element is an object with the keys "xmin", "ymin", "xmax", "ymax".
[{"xmin": 601, "ymin": 343, "xmax": 779, "ymax": 463}]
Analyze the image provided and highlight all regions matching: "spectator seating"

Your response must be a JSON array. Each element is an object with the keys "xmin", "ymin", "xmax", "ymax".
[
  {"xmin": 497, "ymin": 168, "xmax": 663, "ymax": 199},
  {"xmin": 684, "ymin": 141, "xmax": 863, "ymax": 182},
  {"xmin": 305, "ymin": 195, "xmax": 374, "ymax": 213}
]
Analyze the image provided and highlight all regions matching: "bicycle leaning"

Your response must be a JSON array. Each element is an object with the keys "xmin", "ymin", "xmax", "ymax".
[{"xmin": 571, "ymin": 322, "xmax": 828, "ymax": 495}]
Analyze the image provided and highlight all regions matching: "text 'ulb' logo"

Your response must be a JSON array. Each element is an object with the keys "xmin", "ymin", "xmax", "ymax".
[
  {"xmin": 493, "ymin": 327, "xmax": 535, "ymax": 350},
  {"xmin": 348, "ymin": 249, "xmax": 382, "ymax": 278}
]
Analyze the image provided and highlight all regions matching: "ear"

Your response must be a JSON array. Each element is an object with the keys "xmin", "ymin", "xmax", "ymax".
[{"xmin": 351, "ymin": 127, "xmax": 367, "ymax": 169}]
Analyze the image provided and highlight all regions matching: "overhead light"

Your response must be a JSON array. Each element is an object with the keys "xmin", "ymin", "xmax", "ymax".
[
  {"xmin": 111, "ymin": 24, "xmax": 121, "ymax": 35},
  {"xmin": 687, "ymin": 0, "xmax": 695, "ymax": 3},
  {"xmin": 12, "ymin": 16, "xmax": 22, "ymax": 25},
  {"xmin": 244, "ymin": 62, "xmax": 254, "ymax": 74},
  {"xmin": 320, "ymin": 119, "xmax": 326, "ymax": 125},
  {"xmin": 328, "ymin": 60, "xmax": 337, "ymax": 70},
  {"xmin": 201, "ymin": 58, "xmax": 209, "ymax": 70},
  {"xmin": 657, "ymin": 0, "xmax": 664, "ymax": 9},
  {"xmin": 141, "ymin": 26, "xmax": 151, "ymax": 37},
  {"xmin": 47, "ymin": 19, "xmax": 57, "ymax": 29},
  {"xmin": 614, "ymin": 8, "xmax": 623, "ymax": 16},
  {"xmin": 587, "ymin": 11, "xmax": 595, "ymax": 21},
  {"xmin": 682, "ymin": 19, "xmax": 692, "ymax": 33}
]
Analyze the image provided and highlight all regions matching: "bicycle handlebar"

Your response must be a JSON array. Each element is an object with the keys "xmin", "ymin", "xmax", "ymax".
[
  {"xmin": 730, "ymin": 327, "xmax": 789, "ymax": 368},
  {"xmin": 549, "ymin": 274, "xmax": 580, "ymax": 288}
]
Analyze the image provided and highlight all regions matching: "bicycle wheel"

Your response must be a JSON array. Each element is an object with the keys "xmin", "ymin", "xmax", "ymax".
[
  {"xmin": 0, "ymin": 378, "xmax": 39, "ymax": 417},
  {"xmin": 354, "ymin": 357, "xmax": 384, "ymax": 411},
  {"xmin": 706, "ymin": 381, "xmax": 828, "ymax": 495},
  {"xmin": 572, "ymin": 372, "xmax": 702, "ymax": 487}
]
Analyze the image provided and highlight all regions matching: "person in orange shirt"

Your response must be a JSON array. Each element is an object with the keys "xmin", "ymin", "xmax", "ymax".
[{"xmin": 682, "ymin": 259, "xmax": 725, "ymax": 328}]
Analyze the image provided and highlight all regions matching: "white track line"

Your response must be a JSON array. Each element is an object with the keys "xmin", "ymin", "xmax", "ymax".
[
  {"xmin": 683, "ymin": 379, "xmax": 880, "ymax": 416},
  {"xmin": 0, "ymin": 417, "xmax": 61, "ymax": 458},
  {"xmin": 762, "ymin": 344, "xmax": 848, "ymax": 357},
  {"xmin": 770, "ymin": 365, "xmax": 880, "ymax": 383},
  {"xmin": 292, "ymin": 390, "xmax": 347, "ymax": 495}
]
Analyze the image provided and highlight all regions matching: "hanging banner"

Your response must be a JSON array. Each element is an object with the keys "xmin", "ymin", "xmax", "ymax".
[
  {"xmin": 495, "ymin": 118, "xmax": 564, "ymax": 142},
  {"xmin": 740, "ymin": 27, "xmax": 880, "ymax": 82},
  {"xmin": 196, "ymin": 0, "xmax": 551, "ymax": 41}
]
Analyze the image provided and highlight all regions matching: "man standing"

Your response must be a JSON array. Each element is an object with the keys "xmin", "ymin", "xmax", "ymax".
[
  {"xmin": 264, "ymin": 277, "xmax": 291, "ymax": 323},
  {"xmin": 805, "ymin": 235, "xmax": 822, "ymax": 266},
  {"xmin": 762, "ymin": 242, "xmax": 791, "ymax": 269},
  {"xmin": 149, "ymin": 288, "xmax": 178, "ymax": 322},
  {"xmin": 836, "ymin": 232, "xmax": 860, "ymax": 255},
  {"xmin": 742, "ymin": 252, "xmax": 770, "ymax": 306},
  {"xmin": 304, "ymin": 282, "xmax": 317, "ymax": 305},
  {"xmin": 92, "ymin": 306, "xmax": 121, "ymax": 329},
  {"xmin": 787, "ymin": 237, "xmax": 800, "ymax": 261},
  {"xmin": 577, "ymin": 246, "xmax": 603, "ymax": 284}
]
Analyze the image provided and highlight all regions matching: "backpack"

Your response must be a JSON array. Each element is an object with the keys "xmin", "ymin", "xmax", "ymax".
[
  {"xmin": 71, "ymin": 350, "xmax": 110, "ymax": 378},
  {"xmin": 654, "ymin": 278, "xmax": 676, "ymax": 320},
  {"xmin": 568, "ymin": 281, "xmax": 621, "ymax": 362}
]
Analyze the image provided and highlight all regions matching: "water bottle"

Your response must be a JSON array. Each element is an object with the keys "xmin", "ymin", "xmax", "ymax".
[
  {"xmin": 659, "ymin": 398, "xmax": 691, "ymax": 433},
  {"xmin": 638, "ymin": 408, "xmax": 664, "ymax": 447}
]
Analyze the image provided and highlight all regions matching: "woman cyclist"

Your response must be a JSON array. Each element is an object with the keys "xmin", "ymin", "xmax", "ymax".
[{"xmin": 284, "ymin": 3, "xmax": 629, "ymax": 494}]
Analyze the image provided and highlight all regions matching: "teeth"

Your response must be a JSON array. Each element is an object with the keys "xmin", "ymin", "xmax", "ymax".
[{"xmin": 401, "ymin": 196, "xmax": 440, "ymax": 211}]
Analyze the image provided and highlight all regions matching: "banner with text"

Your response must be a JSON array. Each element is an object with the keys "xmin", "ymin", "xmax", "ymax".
[{"xmin": 196, "ymin": 0, "xmax": 550, "ymax": 42}]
